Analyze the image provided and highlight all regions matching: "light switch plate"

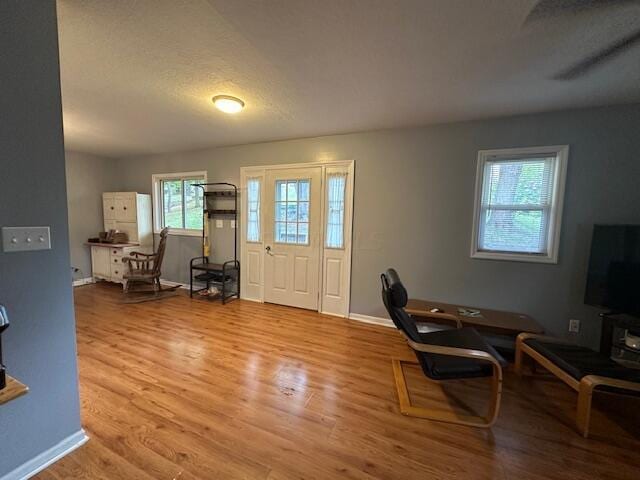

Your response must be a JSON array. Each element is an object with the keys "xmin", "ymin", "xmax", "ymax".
[
  {"xmin": 2, "ymin": 226, "xmax": 51, "ymax": 252},
  {"xmin": 216, "ymin": 220, "xmax": 224, "ymax": 228},
  {"xmin": 230, "ymin": 220, "xmax": 236, "ymax": 229}
]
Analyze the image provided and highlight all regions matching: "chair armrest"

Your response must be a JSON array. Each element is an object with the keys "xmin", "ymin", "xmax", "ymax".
[
  {"xmin": 404, "ymin": 334, "xmax": 503, "ymax": 373},
  {"xmin": 516, "ymin": 332, "xmax": 571, "ymax": 350},
  {"xmin": 581, "ymin": 375, "xmax": 640, "ymax": 394},
  {"xmin": 127, "ymin": 251, "xmax": 157, "ymax": 258},
  {"xmin": 410, "ymin": 312, "xmax": 462, "ymax": 329}
]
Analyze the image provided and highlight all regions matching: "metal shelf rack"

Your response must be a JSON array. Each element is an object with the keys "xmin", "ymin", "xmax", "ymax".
[{"xmin": 189, "ymin": 182, "xmax": 240, "ymax": 303}]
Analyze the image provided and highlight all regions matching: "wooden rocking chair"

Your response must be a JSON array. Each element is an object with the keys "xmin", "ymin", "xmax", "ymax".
[{"xmin": 122, "ymin": 227, "xmax": 178, "ymax": 300}]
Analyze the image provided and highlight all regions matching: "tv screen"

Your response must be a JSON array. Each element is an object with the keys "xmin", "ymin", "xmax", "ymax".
[{"xmin": 584, "ymin": 225, "xmax": 640, "ymax": 317}]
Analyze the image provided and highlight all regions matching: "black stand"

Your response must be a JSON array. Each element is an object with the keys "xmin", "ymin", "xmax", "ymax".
[
  {"xmin": 600, "ymin": 312, "xmax": 640, "ymax": 357},
  {"xmin": 189, "ymin": 183, "xmax": 240, "ymax": 304}
]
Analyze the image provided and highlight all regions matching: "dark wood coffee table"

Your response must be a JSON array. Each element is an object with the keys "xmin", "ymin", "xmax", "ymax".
[{"xmin": 405, "ymin": 298, "xmax": 543, "ymax": 336}]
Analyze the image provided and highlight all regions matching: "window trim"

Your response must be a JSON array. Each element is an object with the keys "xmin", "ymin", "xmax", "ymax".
[
  {"xmin": 152, "ymin": 171, "xmax": 207, "ymax": 237},
  {"xmin": 470, "ymin": 145, "xmax": 568, "ymax": 264}
]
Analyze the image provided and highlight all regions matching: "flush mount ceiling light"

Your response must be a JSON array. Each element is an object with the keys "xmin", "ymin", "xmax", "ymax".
[{"xmin": 212, "ymin": 95, "xmax": 245, "ymax": 114}]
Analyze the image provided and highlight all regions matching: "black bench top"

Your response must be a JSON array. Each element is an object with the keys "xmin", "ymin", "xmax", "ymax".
[{"xmin": 525, "ymin": 338, "xmax": 640, "ymax": 383}]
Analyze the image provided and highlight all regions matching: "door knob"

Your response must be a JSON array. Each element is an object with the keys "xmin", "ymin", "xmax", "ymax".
[{"xmin": 265, "ymin": 245, "xmax": 273, "ymax": 256}]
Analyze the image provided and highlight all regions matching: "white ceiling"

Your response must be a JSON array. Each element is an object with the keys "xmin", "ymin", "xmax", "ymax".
[{"xmin": 57, "ymin": 0, "xmax": 640, "ymax": 158}]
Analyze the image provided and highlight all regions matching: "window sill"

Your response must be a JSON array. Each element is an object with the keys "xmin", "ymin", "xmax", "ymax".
[
  {"xmin": 471, "ymin": 250, "xmax": 558, "ymax": 264},
  {"xmin": 155, "ymin": 229, "xmax": 202, "ymax": 238}
]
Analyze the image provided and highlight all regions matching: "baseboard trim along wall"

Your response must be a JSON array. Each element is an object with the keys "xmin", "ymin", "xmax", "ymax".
[
  {"xmin": 71, "ymin": 279, "xmax": 395, "ymax": 330},
  {"xmin": 0, "ymin": 430, "xmax": 88, "ymax": 480},
  {"xmin": 72, "ymin": 277, "xmax": 94, "ymax": 287},
  {"xmin": 348, "ymin": 313, "xmax": 394, "ymax": 328}
]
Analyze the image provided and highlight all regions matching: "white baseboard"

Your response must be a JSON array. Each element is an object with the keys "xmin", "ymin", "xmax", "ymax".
[
  {"xmin": 348, "ymin": 313, "xmax": 394, "ymax": 328},
  {"xmin": 72, "ymin": 277, "xmax": 94, "ymax": 287},
  {"xmin": 1, "ymin": 429, "xmax": 88, "ymax": 480},
  {"xmin": 239, "ymin": 296, "xmax": 262, "ymax": 303},
  {"xmin": 160, "ymin": 279, "xmax": 207, "ymax": 290},
  {"xmin": 159, "ymin": 279, "xmax": 191, "ymax": 290}
]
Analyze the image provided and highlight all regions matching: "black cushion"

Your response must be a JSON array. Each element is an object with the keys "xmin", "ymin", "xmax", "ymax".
[
  {"xmin": 381, "ymin": 269, "xmax": 421, "ymax": 342},
  {"xmin": 524, "ymin": 339, "xmax": 640, "ymax": 382},
  {"xmin": 415, "ymin": 327, "xmax": 507, "ymax": 380},
  {"xmin": 385, "ymin": 268, "xmax": 408, "ymax": 308},
  {"xmin": 381, "ymin": 268, "xmax": 504, "ymax": 381}
]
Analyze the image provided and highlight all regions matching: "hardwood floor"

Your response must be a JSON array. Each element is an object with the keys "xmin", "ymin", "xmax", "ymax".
[{"xmin": 35, "ymin": 283, "xmax": 640, "ymax": 479}]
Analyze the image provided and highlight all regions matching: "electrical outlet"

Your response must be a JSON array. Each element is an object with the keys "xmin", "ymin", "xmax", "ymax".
[
  {"xmin": 216, "ymin": 220, "xmax": 224, "ymax": 228},
  {"xmin": 569, "ymin": 319, "xmax": 580, "ymax": 333}
]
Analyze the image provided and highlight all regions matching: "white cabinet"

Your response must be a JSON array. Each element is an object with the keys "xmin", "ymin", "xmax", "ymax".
[
  {"xmin": 90, "ymin": 192, "xmax": 154, "ymax": 286},
  {"xmin": 91, "ymin": 246, "xmax": 111, "ymax": 278},
  {"xmin": 90, "ymin": 244, "xmax": 148, "ymax": 285},
  {"xmin": 101, "ymin": 192, "xmax": 152, "ymax": 245}
]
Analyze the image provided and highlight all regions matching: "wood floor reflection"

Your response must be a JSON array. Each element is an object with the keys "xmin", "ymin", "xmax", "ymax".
[{"xmin": 35, "ymin": 283, "xmax": 640, "ymax": 479}]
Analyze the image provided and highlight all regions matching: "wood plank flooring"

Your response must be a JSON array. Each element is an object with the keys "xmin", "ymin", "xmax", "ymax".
[{"xmin": 35, "ymin": 283, "xmax": 640, "ymax": 479}]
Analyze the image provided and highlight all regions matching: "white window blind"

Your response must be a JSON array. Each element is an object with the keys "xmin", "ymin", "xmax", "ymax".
[
  {"xmin": 477, "ymin": 155, "xmax": 557, "ymax": 256},
  {"xmin": 246, "ymin": 178, "xmax": 261, "ymax": 242},
  {"xmin": 326, "ymin": 173, "xmax": 347, "ymax": 249}
]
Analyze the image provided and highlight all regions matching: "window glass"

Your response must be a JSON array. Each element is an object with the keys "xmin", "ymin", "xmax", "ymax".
[
  {"xmin": 325, "ymin": 173, "xmax": 347, "ymax": 249},
  {"xmin": 184, "ymin": 179, "xmax": 204, "ymax": 230},
  {"xmin": 274, "ymin": 179, "xmax": 310, "ymax": 244},
  {"xmin": 158, "ymin": 175, "xmax": 204, "ymax": 232},
  {"xmin": 162, "ymin": 179, "xmax": 184, "ymax": 229},
  {"xmin": 478, "ymin": 156, "xmax": 555, "ymax": 254},
  {"xmin": 247, "ymin": 178, "xmax": 261, "ymax": 242}
]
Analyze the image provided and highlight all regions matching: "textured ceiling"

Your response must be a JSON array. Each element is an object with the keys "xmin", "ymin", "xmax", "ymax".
[{"xmin": 57, "ymin": 0, "xmax": 640, "ymax": 158}]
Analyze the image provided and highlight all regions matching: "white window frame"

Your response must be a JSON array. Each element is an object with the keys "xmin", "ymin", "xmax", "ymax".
[
  {"xmin": 470, "ymin": 145, "xmax": 568, "ymax": 264},
  {"xmin": 152, "ymin": 171, "xmax": 207, "ymax": 237}
]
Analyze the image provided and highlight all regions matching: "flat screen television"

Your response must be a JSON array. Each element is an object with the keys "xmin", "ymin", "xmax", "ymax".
[{"xmin": 584, "ymin": 225, "xmax": 640, "ymax": 317}]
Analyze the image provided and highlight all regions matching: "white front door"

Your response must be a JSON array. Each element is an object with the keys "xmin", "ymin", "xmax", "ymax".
[{"xmin": 263, "ymin": 167, "xmax": 322, "ymax": 310}]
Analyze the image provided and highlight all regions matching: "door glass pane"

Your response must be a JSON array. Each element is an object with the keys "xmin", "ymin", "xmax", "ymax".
[
  {"xmin": 276, "ymin": 181, "xmax": 287, "ymax": 202},
  {"xmin": 286, "ymin": 222, "xmax": 298, "ymax": 242},
  {"xmin": 298, "ymin": 201, "xmax": 309, "ymax": 222},
  {"xmin": 184, "ymin": 179, "xmax": 204, "ymax": 230},
  {"xmin": 275, "ymin": 222, "xmax": 287, "ymax": 243},
  {"xmin": 286, "ymin": 203, "xmax": 298, "ymax": 221},
  {"xmin": 325, "ymin": 173, "xmax": 346, "ymax": 249},
  {"xmin": 247, "ymin": 178, "xmax": 261, "ymax": 242},
  {"xmin": 274, "ymin": 179, "xmax": 311, "ymax": 245},
  {"xmin": 287, "ymin": 183, "xmax": 298, "ymax": 201},
  {"xmin": 275, "ymin": 201, "xmax": 286, "ymax": 221},
  {"xmin": 162, "ymin": 179, "xmax": 184, "ymax": 229},
  {"xmin": 298, "ymin": 222, "xmax": 309, "ymax": 244},
  {"xmin": 299, "ymin": 181, "xmax": 310, "ymax": 201}
]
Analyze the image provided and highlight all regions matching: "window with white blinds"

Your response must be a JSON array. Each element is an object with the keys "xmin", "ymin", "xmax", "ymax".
[
  {"xmin": 246, "ymin": 178, "xmax": 261, "ymax": 242},
  {"xmin": 472, "ymin": 146, "xmax": 568, "ymax": 263}
]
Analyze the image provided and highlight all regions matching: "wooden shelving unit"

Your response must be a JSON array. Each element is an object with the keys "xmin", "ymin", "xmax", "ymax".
[{"xmin": 0, "ymin": 375, "xmax": 28, "ymax": 405}]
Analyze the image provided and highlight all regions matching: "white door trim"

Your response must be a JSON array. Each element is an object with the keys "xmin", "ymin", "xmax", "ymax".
[{"xmin": 240, "ymin": 160, "xmax": 354, "ymax": 317}]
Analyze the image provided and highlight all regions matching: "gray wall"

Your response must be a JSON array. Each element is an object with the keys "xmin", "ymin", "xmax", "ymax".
[
  {"xmin": 65, "ymin": 150, "xmax": 119, "ymax": 279},
  {"xmin": 117, "ymin": 103, "xmax": 640, "ymax": 348},
  {"xmin": 0, "ymin": 1, "xmax": 82, "ymax": 476}
]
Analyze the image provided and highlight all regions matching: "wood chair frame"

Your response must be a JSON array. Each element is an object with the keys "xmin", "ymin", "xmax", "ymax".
[
  {"xmin": 515, "ymin": 333, "xmax": 640, "ymax": 438},
  {"xmin": 122, "ymin": 227, "xmax": 170, "ymax": 294},
  {"xmin": 393, "ymin": 332, "xmax": 503, "ymax": 428}
]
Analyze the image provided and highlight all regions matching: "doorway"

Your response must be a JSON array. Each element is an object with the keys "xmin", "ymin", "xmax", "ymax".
[{"xmin": 240, "ymin": 160, "xmax": 354, "ymax": 317}]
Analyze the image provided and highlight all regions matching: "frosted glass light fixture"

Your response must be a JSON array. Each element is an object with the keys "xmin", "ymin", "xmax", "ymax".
[{"xmin": 212, "ymin": 95, "xmax": 245, "ymax": 114}]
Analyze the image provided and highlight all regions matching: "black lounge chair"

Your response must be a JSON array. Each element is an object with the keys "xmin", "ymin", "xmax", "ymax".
[{"xmin": 381, "ymin": 268, "xmax": 506, "ymax": 428}]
